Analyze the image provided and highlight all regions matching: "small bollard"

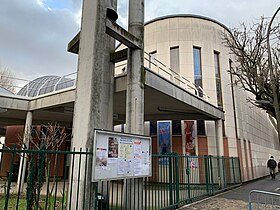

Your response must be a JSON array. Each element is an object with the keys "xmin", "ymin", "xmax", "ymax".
[{"xmin": 97, "ymin": 193, "xmax": 106, "ymax": 210}]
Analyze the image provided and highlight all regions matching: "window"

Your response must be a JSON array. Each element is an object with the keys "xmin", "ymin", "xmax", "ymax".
[
  {"xmin": 193, "ymin": 47, "xmax": 203, "ymax": 97},
  {"xmin": 197, "ymin": 120, "xmax": 206, "ymax": 136},
  {"xmin": 170, "ymin": 46, "xmax": 180, "ymax": 85},
  {"xmin": 170, "ymin": 47, "xmax": 180, "ymax": 73},
  {"xmin": 229, "ymin": 59, "xmax": 238, "ymax": 138},
  {"xmin": 149, "ymin": 51, "xmax": 157, "ymax": 69},
  {"xmin": 214, "ymin": 51, "xmax": 223, "ymax": 109},
  {"xmin": 150, "ymin": 121, "xmax": 157, "ymax": 136},
  {"xmin": 172, "ymin": 120, "xmax": 182, "ymax": 135},
  {"xmin": 222, "ymin": 120, "xmax": 226, "ymax": 137}
]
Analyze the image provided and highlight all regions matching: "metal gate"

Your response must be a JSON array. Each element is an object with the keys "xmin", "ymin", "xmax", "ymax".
[{"xmin": 249, "ymin": 190, "xmax": 280, "ymax": 210}]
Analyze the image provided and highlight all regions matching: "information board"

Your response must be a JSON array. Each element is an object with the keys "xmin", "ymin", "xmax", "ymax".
[{"xmin": 92, "ymin": 129, "xmax": 152, "ymax": 181}]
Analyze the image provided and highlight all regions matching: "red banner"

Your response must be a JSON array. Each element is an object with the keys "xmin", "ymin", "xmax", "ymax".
[{"xmin": 184, "ymin": 121, "xmax": 195, "ymax": 156}]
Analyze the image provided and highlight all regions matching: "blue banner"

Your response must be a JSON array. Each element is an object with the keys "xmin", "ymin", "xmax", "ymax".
[{"xmin": 158, "ymin": 121, "xmax": 171, "ymax": 154}]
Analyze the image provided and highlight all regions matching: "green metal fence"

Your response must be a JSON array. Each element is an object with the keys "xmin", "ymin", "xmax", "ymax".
[
  {"xmin": 0, "ymin": 147, "xmax": 241, "ymax": 210},
  {"xmin": 96, "ymin": 154, "xmax": 241, "ymax": 209},
  {"xmin": 145, "ymin": 154, "xmax": 241, "ymax": 209},
  {"xmin": 0, "ymin": 146, "xmax": 93, "ymax": 210}
]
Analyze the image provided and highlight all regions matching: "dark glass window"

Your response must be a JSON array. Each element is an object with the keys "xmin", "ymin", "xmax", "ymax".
[
  {"xmin": 214, "ymin": 51, "xmax": 223, "ymax": 109},
  {"xmin": 197, "ymin": 120, "xmax": 206, "ymax": 136},
  {"xmin": 172, "ymin": 120, "xmax": 182, "ymax": 135},
  {"xmin": 193, "ymin": 47, "xmax": 203, "ymax": 97},
  {"xmin": 222, "ymin": 120, "xmax": 226, "ymax": 137},
  {"xmin": 150, "ymin": 121, "xmax": 157, "ymax": 136}
]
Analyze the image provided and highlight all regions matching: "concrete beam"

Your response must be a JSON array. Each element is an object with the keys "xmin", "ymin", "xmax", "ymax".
[
  {"xmin": 144, "ymin": 68, "xmax": 225, "ymax": 120},
  {"xmin": 67, "ymin": 19, "xmax": 142, "ymax": 55},
  {"xmin": 29, "ymin": 87, "xmax": 75, "ymax": 110},
  {"xmin": 0, "ymin": 94, "xmax": 30, "ymax": 111},
  {"xmin": 110, "ymin": 48, "xmax": 128, "ymax": 63},
  {"xmin": 67, "ymin": 32, "xmax": 80, "ymax": 54},
  {"xmin": 105, "ymin": 19, "xmax": 142, "ymax": 49}
]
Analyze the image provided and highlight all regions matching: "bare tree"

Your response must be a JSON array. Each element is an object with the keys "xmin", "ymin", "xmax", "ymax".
[
  {"xmin": 17, "ymin": 122, "xmax": 68, "ymax": 209},
  {"xmin": 0, "ymin": 64, "xmax": 16, "ymax": 93},
  {"xmin": 224, "ymin": 15, "xmax": 280, "ymax": 140}
]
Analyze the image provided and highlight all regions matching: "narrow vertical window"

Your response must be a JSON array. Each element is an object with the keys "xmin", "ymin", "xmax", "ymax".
[
  {"xmin": 149, "ymin": 51, "xmax": 157, "ymax": 69},
  {"xmin": 214, "ymin": 51, "xmax": 223, "ymax": 109},
  {"xmin": 197, "ymin": 119, "xmax": 206, "ymax": 136},
  {"xmin": 193, "ymin": 47, "xmax": 203, "ymax": 97},
  {"xmin": 170, "ymin": 46, "xmax": 180, "ymax": 73},
  {"xmin": 193, "ymin": 47, "xmax": 205, "ymax": 135},
  {"xmin": 170, "ymin": 46, "xmax": 180, "ymax": 84},
  {"xmin": 229, "ymin": 59, "xmax": 238, "ymax": 139}
]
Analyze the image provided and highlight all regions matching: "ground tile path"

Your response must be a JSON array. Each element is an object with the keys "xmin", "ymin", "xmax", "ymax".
[
  {"xmin": 182, "ymin": 197, "xmax": 248, "ymax": 210},
  {"xmin": 180, "ymin": 175, "xmax": 280, "ymax": 210}
]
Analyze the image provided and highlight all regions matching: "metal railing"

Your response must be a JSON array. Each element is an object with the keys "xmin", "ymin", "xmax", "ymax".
[
  {"xmin": 1, "ymin": 51, "xmax": 209, "ymax": 101},
  {"xmin": 115, "ymin": 51, "xmax": 209, "ymax": 100},
  {"xmin": 143, "ymin": 52, "xmax": 209, "ymax": 100},
  {"xmin": 249, "ymin": 190, "xmax": 280, "ymax": 210},
  {"xmin": 0, "ymin": 147, "xmax": 241, "ymax": 210}
]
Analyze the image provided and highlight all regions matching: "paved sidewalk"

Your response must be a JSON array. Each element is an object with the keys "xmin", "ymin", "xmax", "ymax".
[{"xmin": 180, "ymin": 175, "xmax": 280, "ymax": 210}]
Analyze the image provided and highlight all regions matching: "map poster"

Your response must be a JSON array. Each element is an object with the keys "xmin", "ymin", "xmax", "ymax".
[
  {"xmin": 118, "ymin": 138, "xmax": 133, "ymax": 175},
  {"xmin": 93, "ymin": 129, "xmax": 151, "ymax": 181}
]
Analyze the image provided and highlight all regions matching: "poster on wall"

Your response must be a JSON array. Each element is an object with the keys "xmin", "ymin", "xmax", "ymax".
[
  {"xmin": 157, "ymin": 121, "xmax": 172, "ymax": 165},
  {"xmin": 92, "ymin": 129, "xmax": 151, "ymax": 181},
  {"xmin": 183, "ymin": 121, "xmax": 196, "ymax": 156},
  {"xmin": 157, "ymin": 121, "xmax": 172, "ymax": 154}
]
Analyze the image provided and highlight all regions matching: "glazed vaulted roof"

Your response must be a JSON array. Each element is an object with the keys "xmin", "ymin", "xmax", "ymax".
[{"xmin": 17, "ymin": 75, "xmax": 75, "ymax": 97}]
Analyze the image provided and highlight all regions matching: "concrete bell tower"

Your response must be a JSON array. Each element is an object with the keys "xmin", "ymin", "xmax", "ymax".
[{"xmin": 70, "ymin": 0, "xmax": 145, "ymax": 209}]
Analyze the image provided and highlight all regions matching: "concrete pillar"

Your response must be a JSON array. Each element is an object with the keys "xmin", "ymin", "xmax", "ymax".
[
  {"xmin": 125, "ymin": 0, "xmax": 145, "ymax": 209},
  {"xmin": 215, "ymin": 119, "xmax": 224, "ymax": 156},
  {"xmin": 126, "ymin": 0, "xmax": 145, "ymax": 134},
  {"xmin": 17, "ymin": 111, "xmax": 33, "ymax": 192},
  {"xmin": 215, "ymin": 119, "xmax": 225, "ymax": 188},
  {"xmin": 69, "ymin": 0, "xmax": 116, "ymax": 209}
]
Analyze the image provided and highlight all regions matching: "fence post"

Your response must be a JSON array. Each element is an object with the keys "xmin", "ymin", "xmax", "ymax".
[
  {"xmin": 209, "ymin": 155, "xmax": 214, "ymax": 195},
  {"xmin": 237, "ymin": 158, "xmax": 242, "ymax": 183},
  {"xmin": 26, "ymin": 149, "xmax": 35, "ymax": 209},
  {"xmin": 204, "ymin": 155, "xmax": 209, "ymax": 194},
  {"xmin": 217, "ymin": 156, "xmax": 221, "ymax": 189},
  {"xmin": 222, "ymin": 156, "xmax": 227, "ymax": 188},
  {"xmin": 175, "ymin": 153, "xmax": 180, "ymax": 207},
  {"xmin": 232, "ymin": 157, "xmax": 236, "ymax": 184},
  {"xmin": 186, "ymin": 155, "xmax": 191, "ymax": 201},
  {"xmin": 36, "ymin": 148, "xmax": 45, "ymax": 210},
  {"xmin": 4, "ymin": 145, "xmax": 16, "ymax": 210},
  {"xmin": 168, "ymin": 154, "xmax": 173, "ymax": 206}
]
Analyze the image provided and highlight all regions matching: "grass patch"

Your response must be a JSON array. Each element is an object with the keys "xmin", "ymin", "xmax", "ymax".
[{"xmin": 0, "ymin": 194, "xmax": 66, "ymax": 210}]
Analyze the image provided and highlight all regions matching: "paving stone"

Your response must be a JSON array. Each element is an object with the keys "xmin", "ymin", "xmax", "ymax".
[{"xmin": 180, "ymin": 176, "xmax": 280, "ymax": 210}]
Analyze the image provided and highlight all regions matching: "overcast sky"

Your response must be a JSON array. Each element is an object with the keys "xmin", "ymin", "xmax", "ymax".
[{"xmin": 0, "ymin": 0, "xmax": 279, "ymax": 82}]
